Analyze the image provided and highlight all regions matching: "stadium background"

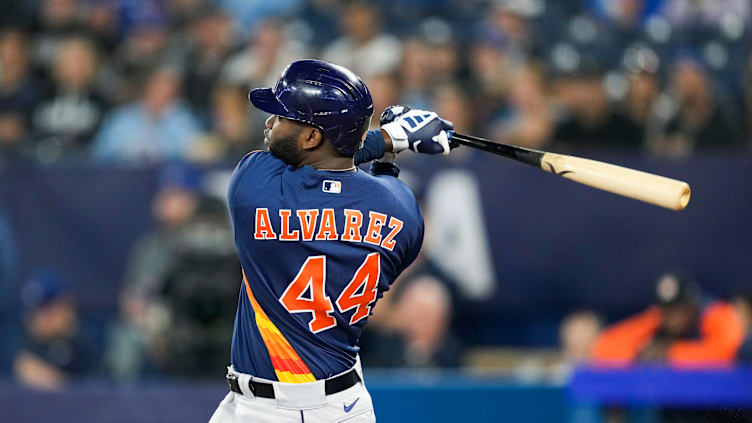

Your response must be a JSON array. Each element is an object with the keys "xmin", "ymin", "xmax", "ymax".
[{"xmin": 0, "ymin": 0, "xmax": 751, "ymax": 421}]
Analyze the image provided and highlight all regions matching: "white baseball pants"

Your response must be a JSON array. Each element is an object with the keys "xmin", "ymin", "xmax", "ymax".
[{"xmin": 209, "ymin": 363, "xmax": 375, "ymax": 423}]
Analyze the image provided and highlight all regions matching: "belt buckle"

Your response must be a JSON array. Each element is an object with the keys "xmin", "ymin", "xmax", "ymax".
[{"xmin": 226, "ymin": 371, "xmax": 240, "ymax": 393}]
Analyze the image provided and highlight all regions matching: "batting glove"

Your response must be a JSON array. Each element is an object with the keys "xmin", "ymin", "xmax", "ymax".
[{"xmin": 380, "ymin": 105, "xmax": 456, "ymax": 155}]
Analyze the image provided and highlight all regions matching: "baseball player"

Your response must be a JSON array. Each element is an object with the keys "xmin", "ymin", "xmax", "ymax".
[{"xmin": 209, "ymin": 59, "xmax": 455, "ymax": 423}]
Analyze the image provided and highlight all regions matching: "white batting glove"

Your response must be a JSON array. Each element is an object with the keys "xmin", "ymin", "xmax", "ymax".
[{"xmin": 380, "ymin": 106, "xmax": 456, "ymax": 155}]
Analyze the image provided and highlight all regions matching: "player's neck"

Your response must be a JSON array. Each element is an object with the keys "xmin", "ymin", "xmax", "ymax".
[{"xmin": 301, "ymin": 155, "xmax": 355, "ymax": 172}]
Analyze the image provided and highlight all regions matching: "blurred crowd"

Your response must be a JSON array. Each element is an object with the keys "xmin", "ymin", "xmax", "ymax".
[{"xmin": 0, "ymin": 0, "xmax": 751, "ymax": 169}]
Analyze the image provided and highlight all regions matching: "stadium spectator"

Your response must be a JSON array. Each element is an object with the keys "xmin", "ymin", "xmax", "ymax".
[
  {"xmin": 366, "ymin": 73, "xmax": 401, "ymax": 129},
  {"xmin": 426, "ymin": 84, "xmax": 475, "ymax": 163},
  {"xmin": 487, "ymin": 63, "xmax": 552, "ymax": 149},
  {"xmin": 392, "ymin": 275, "xmax": 463, "ymax": 368},
  {"xmin": 357, "ymin": 288, "xmax": 405, "ymax": 368},
  {"xmin": 31, "ymin": 35, "xmax": 108, "ymax": 162},
  {"xmin": 30, "ymin": 0, "xmax": 86, "ymax": 70},
  {"xmin": 79, "ymin": 0, "xmax": 120, "ymax": 53},
  {"xmin": 115, "ymin": 0, "xmax": 169, "ymax": 42},
  {"xmin": 97, "ymin": 11, "xmax": 178, "ymax": 105},
  {"xmin": 432, "ymin": 82, "xmax": 475, "ymax": 136},
  {"xmin": 321, "ymin": 1, "xmax": 402, "ymax": 79},
  {"xmin": 551, "ymin": 59, "xmax": 644, "ymax": 151},
  {"xmin": 0, "ymin": 26, "xmax": 45, "ymax": 164},
  {"xmin": 592, "ymin": 271, "xmax": 745, "ymax": 366},
  {"xmin": 297, "ymin": 0, "xmax": 344, "ymax": 47},
  {"xmin": 467, "ymin": 33, "xmax": 515, "ymax": 110},
  {"xmin": 91, "ymin": 65, "xmax": 203, "ymax": 163},
  {"xmin": 216, "ymin": 0, "xmax": 302, "ymax": 36},
  {"xmin": 220, "ymin": 19, "xmax": 307, "ymax": 90},
  {"xmin": 191, "ymin": 84, "xmax": 261, "ymax": 163},
  {"xmin": 733, "ymin": 291, "xmax": 752, "ymax": 363},
  {"xmin": 558, "ymin": 310, "xmax": 603, "ymax": 370},
  {"xmin": 418, "ymin": 19, "xmax": 461, "ymax": 83},
  {"xmin": 109, "ymin": 163, "xmax": 238, "ymax": 378},
  {"xmin": 397, "ymin": 37, "xmax": 433, "ymax": 110},
  {"xmin": 651, "ymin": 54, "xmax": 744, "ymax": 157},
  {"xmin": 109, "ymin": 200, "xmax": 238, "ymax": 378},
  {"xmin": 152, "ymin": 195, "xmax": 239, "ymax": 377},
  {"xmin": 360, "ymin": 253, "xmax": 464, "ymax": 369},
  {"xmin": 542, "ymin": 310, "xmax": 605, "ymax": 391},
  {"xmin": 481, "ymin": 1, "xmax": 540, "ymax": 63},
  {"xmin": 557, "ymin": 309, "xmax": 604, "ymax": 423},
  {"xmin": 164, "ymin": 0, "xmax": 209, "ymax": 34},
  {"xmin": 14, "ymin": 270, "xmax": 98, "ymax": 390},
  {"xmin": 180, "ymin": 6, "xmax": 235, "ymax": 122},
  {"xmin": 106, "ymin": 164, "xmax": 201, "ymax": 380}
]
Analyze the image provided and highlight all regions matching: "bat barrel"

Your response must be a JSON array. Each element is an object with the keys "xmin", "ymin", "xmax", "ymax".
[{"xmin": 540, "ymin": 153, "xmax": 691, "ymax": 211}]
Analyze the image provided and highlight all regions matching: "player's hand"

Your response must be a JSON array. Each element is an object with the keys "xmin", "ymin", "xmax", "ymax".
[{"xmin": 380, "ymin": 105, "xmax": 457, "ymax": 155}]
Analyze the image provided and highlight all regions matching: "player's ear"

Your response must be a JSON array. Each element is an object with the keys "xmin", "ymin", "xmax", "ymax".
[{"xmin": 300, "ymin": 127, "xmax": 324, "ymax": 151}]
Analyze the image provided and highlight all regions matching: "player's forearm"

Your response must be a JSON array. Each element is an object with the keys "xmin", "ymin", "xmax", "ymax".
[
  {"xmin": 352, "ymin": 130, "xmax": 400, "ymax": 176},
  {"xmin": 354, "ymin": 130, "xmax": 390, "ymax": 165}
]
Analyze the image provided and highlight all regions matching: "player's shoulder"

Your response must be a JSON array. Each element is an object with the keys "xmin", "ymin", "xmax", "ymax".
[
  {"xmin": 231, "ymin": 150, "xmax": 290, "ymax": 182},
  {"xmin": 234, "ymin": 150, "xmax": 280, "ymax": 171},
  {"xmin": 356, "ymin": 170, "xmax": 422, "ymax": 226},
  {"xmin": 227, "ymin": 151, "xmax": 285, "ymax": 206}
]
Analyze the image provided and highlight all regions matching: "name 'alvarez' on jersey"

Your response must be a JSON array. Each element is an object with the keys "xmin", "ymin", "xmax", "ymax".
[{"xmin": 227, "ymin": 151, "xmax": 424, "ymax": 383}]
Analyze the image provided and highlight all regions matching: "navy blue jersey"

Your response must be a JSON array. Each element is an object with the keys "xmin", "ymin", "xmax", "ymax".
[{"xmin": 227, "ymin": 151, "xmax": 423, "ymax": 382}]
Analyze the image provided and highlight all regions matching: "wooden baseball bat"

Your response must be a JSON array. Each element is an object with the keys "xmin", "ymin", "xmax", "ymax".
[{"xmin": 451, "ymin": 132, "xmax": 691, "ymax": 211}]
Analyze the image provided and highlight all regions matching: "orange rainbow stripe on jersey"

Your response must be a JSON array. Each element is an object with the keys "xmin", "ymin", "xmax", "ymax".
[{"xmin": 242, "ymin": 270, "xmax": 316, "ymax": 383}]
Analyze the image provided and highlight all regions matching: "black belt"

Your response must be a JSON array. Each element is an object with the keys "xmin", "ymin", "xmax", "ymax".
[{"xmin": 226, "ymin": 369, "xmax": 360, "ymax": 399}]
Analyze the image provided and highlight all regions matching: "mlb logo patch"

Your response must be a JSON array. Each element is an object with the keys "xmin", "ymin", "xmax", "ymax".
[{"xmin": 322, "ymin": 180, "xmax": 341, "ymax": 194}]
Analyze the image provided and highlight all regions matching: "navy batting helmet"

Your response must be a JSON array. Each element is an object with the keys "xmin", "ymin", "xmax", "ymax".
[{"xmin": 249, "ymin": 60, "xmax": 374, "ymax": 156}]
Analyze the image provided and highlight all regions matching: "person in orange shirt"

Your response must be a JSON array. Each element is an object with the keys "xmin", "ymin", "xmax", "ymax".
[{"xmin": 592, "ymin": 271, "xmax": 744, "ymax": 366}]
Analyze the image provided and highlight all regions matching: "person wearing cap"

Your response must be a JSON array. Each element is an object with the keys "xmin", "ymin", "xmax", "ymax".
[
  {"xmin": 106, "ymin": 163, "xmax": 202, "ymax": 380},
  {"xmin": 591, "ymin": 271, "xmax": 744, "ymax": 366},
  {"xmin": 14, "ymin": 270, "xmax": 97, "ymax": 390},
  {"xmin": 120, "ymin": 163, "xmax": 202, "ymax": 306}
]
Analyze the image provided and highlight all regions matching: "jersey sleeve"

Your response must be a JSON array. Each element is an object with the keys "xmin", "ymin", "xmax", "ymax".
[
  {"xmin": 354, "ymin": 130, "xmax": 386, "ymax": 165},
  {"xmin": 397, "ymin": 216, "xmax": 424, "ymax": 276},
  {"xmin": 376, "ymin": 176, "xmax": 425, "ymax": 279}
]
